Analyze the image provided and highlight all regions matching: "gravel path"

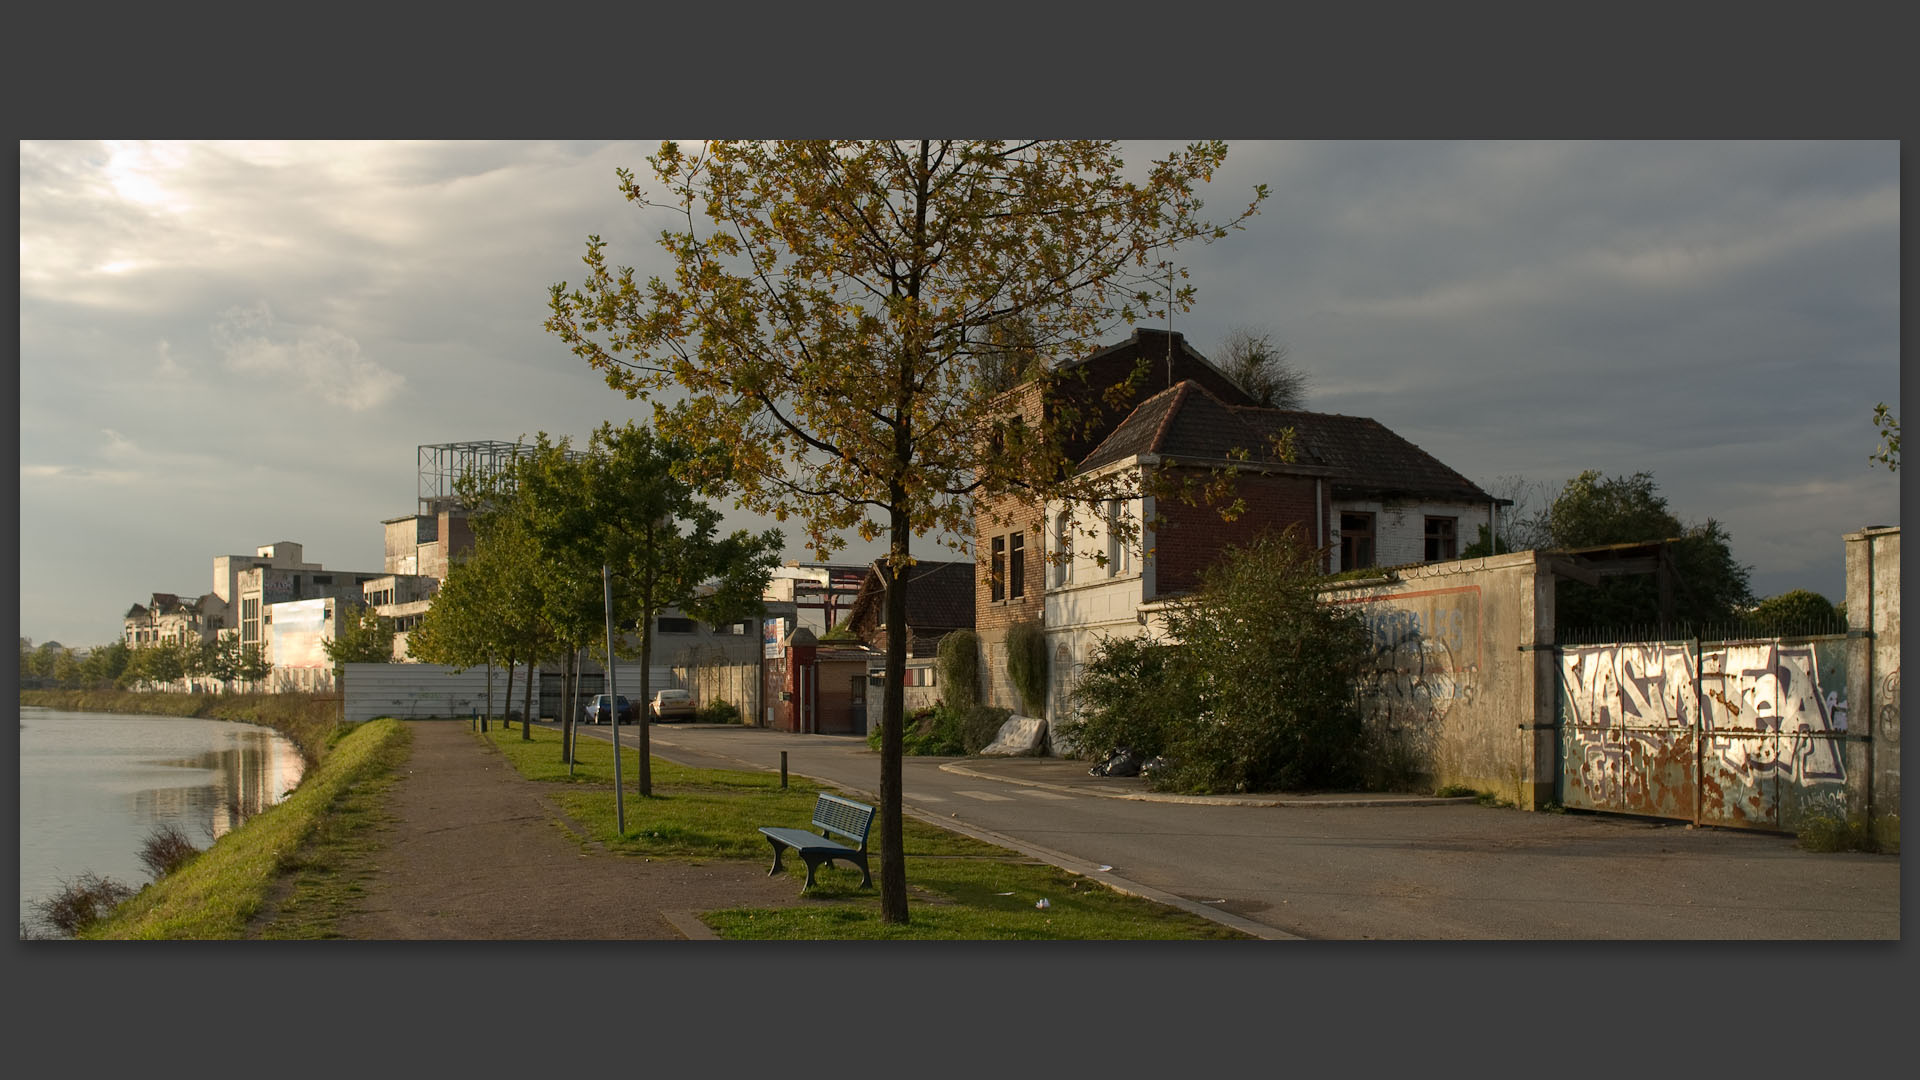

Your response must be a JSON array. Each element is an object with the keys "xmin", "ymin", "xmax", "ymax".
[{"xmin": 332, "ymin": 720, "xmax": 815, "ymax": 940}]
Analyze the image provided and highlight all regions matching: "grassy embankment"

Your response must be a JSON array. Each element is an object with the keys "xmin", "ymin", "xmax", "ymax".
[
  {"xmin": 81, "ymin": 718, "xmax": 411, "ymax": 940},
  {"xmin": 483, "ymin": 725, "xmax": 1249, "ymax": 940},
  {"xmin": 20, "ymin": 689, "xmax": 342, "ymax": 766}
]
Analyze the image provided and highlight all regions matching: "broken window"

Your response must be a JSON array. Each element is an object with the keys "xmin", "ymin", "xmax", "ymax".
[{"xmin": 1341, "ymin": 512, "xmax": 1375, "ymax": 570}]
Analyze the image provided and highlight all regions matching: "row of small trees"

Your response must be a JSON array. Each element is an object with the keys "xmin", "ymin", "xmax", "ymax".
[
  {"xmin": 19, "ymin": 636, "xmax": 272, "ymax": 692},
  {"xmin": 403, "ymin": 422, "xmax": 781, "ymax": 796}
]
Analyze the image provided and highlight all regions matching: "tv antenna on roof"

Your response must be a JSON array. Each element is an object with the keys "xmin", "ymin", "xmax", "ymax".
[{"xmin": 1164, "ymin": 260, "xmax": 1175, "ymax": 388}]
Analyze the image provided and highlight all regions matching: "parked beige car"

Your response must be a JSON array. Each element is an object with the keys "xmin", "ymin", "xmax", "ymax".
[{"xmin": 650, "ymin": 688, "xmax": 696, "ymax": 722}]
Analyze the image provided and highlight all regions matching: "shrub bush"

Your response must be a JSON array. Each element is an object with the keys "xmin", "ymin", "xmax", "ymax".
[
  {"xmin": 1004, "ymin": 620, "xmax": 1047, "ymax": 715},
  {"xmin": 696, "ymin": 699, "xmax": 741, "ymax": 724},
  {"xmin": 137, "ymin": 822, "xmax": 200, "ymax": 880},
  {"xmin": 867, "ymin": 705, "xmax": 978, "ymax": 756},
  {"xmin": 1053, "ymin": 635, "xmax": 1193, "ymax": 762},
  {"xmin": 936, "ymin": 630, "xmax": 981, "ymax": 714},
  {"xmin": 1058, "ymin": 529, "xmax": 1373, "ymax": 794},
  {"xmin": 34, "ymin": 872, "xmax": 137, "ymax": 938}
]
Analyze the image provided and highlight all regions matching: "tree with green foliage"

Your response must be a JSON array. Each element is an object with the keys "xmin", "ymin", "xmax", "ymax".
[
  {"xmin": 323, "ymin": 607, "xmax": 395, "ymax": 700},
  {"xmin": 1871, "ymin": 403, "xmax": 1899, "ymax": 472},
  {"xmin": 1750, "ymin": 589, "xmax": 1842, "ymax": 635},
  {"xmin": 26, "ymin": 640, "xmax": 66, "ymax": 682},
  {"xmin": 409, "ymin": 499, "xmax": 555, "ymax": 739},
  {"xmin": 508, "ymin": 424, "xmax": 783, "ymax": 794},
  {"xmin": 51, "ymin": 647, "xmax": 82, "ymax": 687},
  {"xmin": 1059, "ymin": 529, "xmax": 1372, "ymax": 793},
  {"xmin": 236, "ymin": 643, "xmax": 272, "ymax": 687},
  {"xmin": 78, "ymin": 640, "xmax": 130, "ymax": 689},
  {"xmin": 323, "ymin": 606, "xmax": 396, "ymax": 665},
  {"xmin": 150, "ymin": 641, "xmax": 188, "ymax": 688},
  {"xmin": 1541, "ymin": 470, "xmax": 1754, "ymax": 631},
  {"xmin": 546, "ymin": 139, "xmax": 1265, "ymax": 924},
  {"xmin": 200, "ymin": 636, "xmax": 241, "ymax": 692}
]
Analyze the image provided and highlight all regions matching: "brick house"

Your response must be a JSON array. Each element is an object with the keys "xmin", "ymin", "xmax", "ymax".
[
  {"xmin": 974, "ymin": 328, "xmax": 1256, "ymax": 712},
  {"xmin": 971, "ymin": 329, "xmax": 1498, "ymax": 727}
]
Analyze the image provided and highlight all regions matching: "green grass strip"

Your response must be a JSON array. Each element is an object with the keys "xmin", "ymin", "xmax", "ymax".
[
  {"xmin": 480, "ymin": 725, "xmax": 1250, "ymax": 940},
  {"xmin": 84, "ymin": 719, "xmax": 411, "ymax": 940}
]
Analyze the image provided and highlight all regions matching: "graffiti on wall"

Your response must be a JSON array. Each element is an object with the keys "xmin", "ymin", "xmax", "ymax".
[
  {"xmin": 1701, "ymin": 643, "xmax": 1847, "ymax": 784},
  {"xmin": 1877, "ymin": 668, "xmax": 1900, "ymax": 742},
  {"xmin": 1558, "ymin": 639, "xmax": 1851, "ymax": 824},
  {"xmin": 1341, "ymin": 586, "xmax": 1482, "ymax": 731}
]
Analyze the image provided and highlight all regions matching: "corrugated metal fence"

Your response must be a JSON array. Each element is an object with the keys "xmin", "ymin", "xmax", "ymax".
[
  {"xmin": 343, "ymin": 663, "xmax": 513, "ymax": 724},
  {"xmin": 1556, "ymin": 634, "xmax": 1854, "ymax": 830}
]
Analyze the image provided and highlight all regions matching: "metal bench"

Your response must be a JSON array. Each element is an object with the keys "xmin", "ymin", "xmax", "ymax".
[{"xmin": 758, "ymin": 793, "xmax": 875, "ymax": 891}]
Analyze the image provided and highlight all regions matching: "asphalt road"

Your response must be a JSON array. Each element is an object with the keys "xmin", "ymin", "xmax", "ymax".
[{"xmin": 565, "ymin": 720, "xmax": 1900, "ymax": 940}]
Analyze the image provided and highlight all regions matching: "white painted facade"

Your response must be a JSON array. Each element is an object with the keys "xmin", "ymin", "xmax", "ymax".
[
  {"xmin": 1041, "ymin": 482, "xmax": 1151, "ymax": 725},
  {"xmin": 1329, "ymin": 497, "xmax": 1496, "ymax": 572},
  {"xmin": 1037, "ymin": 485, "xmax": 1498, "ymax": 736}
]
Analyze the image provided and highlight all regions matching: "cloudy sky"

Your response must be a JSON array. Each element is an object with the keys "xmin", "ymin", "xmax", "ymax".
[{"xmin": 17, "ymin": 140, "xmax": 1900, "ymax": 649}]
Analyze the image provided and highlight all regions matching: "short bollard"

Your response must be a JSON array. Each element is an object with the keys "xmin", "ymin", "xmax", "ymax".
[{"xmin": 781, "ymin": 751, "xmax": 788, "ymax": 789}]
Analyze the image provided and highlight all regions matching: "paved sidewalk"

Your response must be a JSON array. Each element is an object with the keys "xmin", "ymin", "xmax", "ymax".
[
  {"xmin": 940, "ymin": 754, "xmax": 1474, "ymax": 807},
  {"xmin": 330, "ymin": 720, "xmax": 817, "ymax": 940}
]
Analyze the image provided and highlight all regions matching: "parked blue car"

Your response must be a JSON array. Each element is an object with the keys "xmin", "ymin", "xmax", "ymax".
[{"xmin": 583, "ymin": 694, "xmax": 638, "ymax": 725}]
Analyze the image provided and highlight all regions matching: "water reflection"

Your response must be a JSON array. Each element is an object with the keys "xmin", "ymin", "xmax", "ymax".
[
  {"xmin": 142, "ymin": 738, "xmax": 307, "ymax": 839},
  {"xmin": 18, "ymin": 709, "xmax": 307, "ymax": 931}
]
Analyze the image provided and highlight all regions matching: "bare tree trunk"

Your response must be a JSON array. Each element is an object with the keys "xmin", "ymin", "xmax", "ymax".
[
  {"xmin": 561, "ymin": 647, "xmax": 576, "ymax": 765},
  {"xmin": 502, "ymin": 654, "xmax": 517, "ymax": 733},
  {"xmin": 880, "ymin": 505, "xmax": 910, "ymax": 924},
  {"xmin": 522, "ymin": 646, "xmax": 535, "ymax": 740}
]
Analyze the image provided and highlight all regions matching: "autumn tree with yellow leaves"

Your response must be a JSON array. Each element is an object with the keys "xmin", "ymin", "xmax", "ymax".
[{"xmin": 547, "ymin": 140, "xmax": 1265, "ymax": 923}]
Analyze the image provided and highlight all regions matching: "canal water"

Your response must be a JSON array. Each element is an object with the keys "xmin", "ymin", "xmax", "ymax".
[{"xmin": 18, "ymin": 706, "xmax": 306, "ymax": 934}]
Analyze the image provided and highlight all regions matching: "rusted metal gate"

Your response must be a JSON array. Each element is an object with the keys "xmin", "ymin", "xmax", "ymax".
[{"xmin": 1555, "ymin": 635, "xmax": 1851, "ymax": 831}]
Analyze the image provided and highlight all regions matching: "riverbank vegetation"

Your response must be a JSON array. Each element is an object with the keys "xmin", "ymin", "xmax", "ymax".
[
  {"xmin": 19, "ymin": 689, "xmax": 342, "ymax": 765},
  {"xmin": 482, "ymin": 725, "xmax": 1245, "ymax": 940},
  {"xmin": 78, "ymin": 719, "xmax": 410, "ymax": 940}
]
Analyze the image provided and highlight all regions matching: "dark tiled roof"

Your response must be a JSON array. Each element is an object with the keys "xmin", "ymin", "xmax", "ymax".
[
  {"xmin": 1079, "ymin": 380, "xmax": 1491, "ymax": 504},
  {"xmin": 1079, "ymin": 381, "xmax": 1327, "ymax": 472},
  {"xmin": 1244, "ymin": 408, "xmax": 1491, "ymax": 503},
  {"xmin": 885, "ymin": 560, "xmax": 976, "ymax": 630},
  {"xmin": 846, "ymin": 559, "xmax": 977, "ymax": 641}
]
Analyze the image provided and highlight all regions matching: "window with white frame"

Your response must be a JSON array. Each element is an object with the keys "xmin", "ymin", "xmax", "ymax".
[{"xmin": 1053, "ymin": 511, "xmax": 1073, "ymax": 588}]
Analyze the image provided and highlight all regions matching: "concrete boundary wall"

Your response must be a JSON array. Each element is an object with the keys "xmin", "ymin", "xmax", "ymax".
[
  {"xmin": 1844, "ymin": 526, "xmax": 1900, "ymax": 848},
  {"xmin": 1320, "ymin": 551, "xmax": 1556, "ymax": 807}
]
